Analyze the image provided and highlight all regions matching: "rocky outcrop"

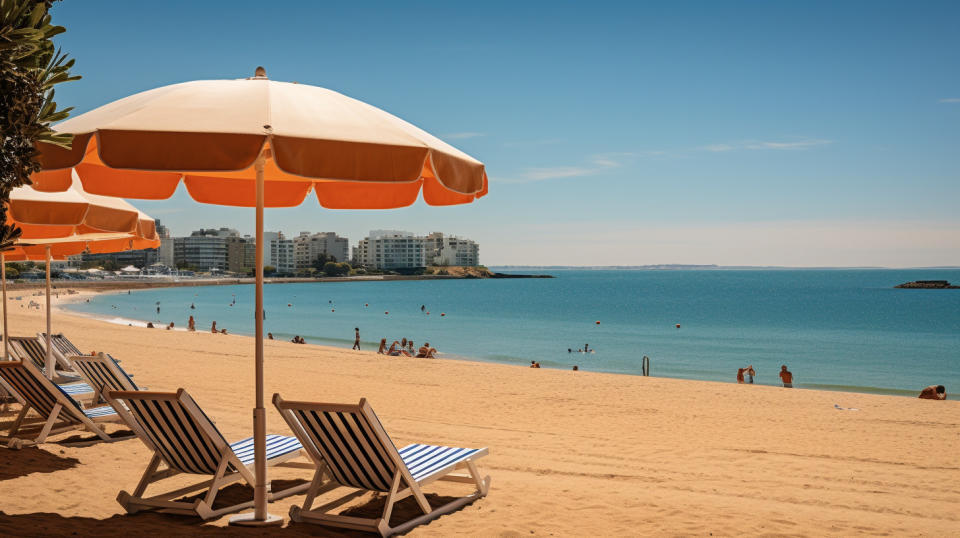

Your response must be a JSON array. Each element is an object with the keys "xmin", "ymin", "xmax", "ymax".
[{"xmin": 894, "ymin": 280, "xmax": 959, "ymax": 289}]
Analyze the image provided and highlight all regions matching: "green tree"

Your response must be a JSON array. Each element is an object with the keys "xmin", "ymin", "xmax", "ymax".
[
  {"xmin": 322, "ymin": 261, "xmax": 349, "ymax": 277},
  {"xmin": 311, "ymin": 253, "xmax": 337, "ymax": 271},
  {"xmin": 0, "ymin": 0, "xmax": 79, "ymax": 253}
]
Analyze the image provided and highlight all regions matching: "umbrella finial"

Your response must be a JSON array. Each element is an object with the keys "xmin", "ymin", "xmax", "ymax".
[{"xmin": 254, "ymin": 66, "xmax": 267, "ymax": 78}]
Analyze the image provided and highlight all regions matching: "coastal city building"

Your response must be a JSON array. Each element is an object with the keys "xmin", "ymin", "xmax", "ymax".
[
  {"xmin": 423, "ymin": 232, "xmax": 480, "ymax": 266},
  {"xmin": 294, "ymin": 231, "xmax": 349, "ymax": 269},
  {"xmin": 354, "ymin": 230, "xmax": 426, "ymax": 270},
  {"xmin": 172, "ymin": 228, "xmax": 237, "ymax": 272},
  {"xmin": 75, "ymin": 223, "xmax": 480, "ymax": 274}
]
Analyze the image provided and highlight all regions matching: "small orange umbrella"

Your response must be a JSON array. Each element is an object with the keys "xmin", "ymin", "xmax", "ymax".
[
  {"xmin": 31, "ymin": 67, "xmax": 486, "ymax": 525},
  {"xmin": 3, "ymin": 179, "xmax": 160, "ymax": 372}
]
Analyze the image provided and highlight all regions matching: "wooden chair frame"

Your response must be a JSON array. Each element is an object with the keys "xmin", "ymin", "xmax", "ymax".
[
  {"xmin": 0, "ymin": 360, "xmax": 121, "ymax": 449},
  {"xmin": 274, "ymin": 394, "xmax": 490, "ymax": 537},
  {"xmin": 109, "ymin": 389, "xmax": 311, "ymax": 520}
]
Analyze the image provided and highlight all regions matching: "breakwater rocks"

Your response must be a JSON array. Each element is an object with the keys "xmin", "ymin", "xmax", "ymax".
[{"xmin": 894, "ymin": 280, "xmax": 959, "ymax": 289}]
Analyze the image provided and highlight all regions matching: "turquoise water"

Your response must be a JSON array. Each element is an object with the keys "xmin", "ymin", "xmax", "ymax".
[{"xmin": 65, "ymin": 270, "xmax": 960, "ymax": 398}]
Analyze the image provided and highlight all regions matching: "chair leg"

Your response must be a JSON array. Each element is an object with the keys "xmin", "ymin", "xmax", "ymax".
[
  {"xmin": 8, "ymin": 405, "xmax": 29, "ymax": 436},
  {"xmin": 381, "ymin": 471, "xmax": 403, "ymax": 525},
  {"xmin": 35, "ymin": 403, "xmax": 63, "ymax": 444}
]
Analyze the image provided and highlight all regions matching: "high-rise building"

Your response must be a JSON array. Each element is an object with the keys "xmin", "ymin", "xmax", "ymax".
[
  {"xmin": 293, "ymin": 231, "xmax": 349, "ymax": 269},
  {"xmin": 225, "ymin": 236, "xmax": 255, "ymax": 273},
  {"xmin": 172, "ymin": 228, "xmax": 237, "ymax": 271},
  {"xmin": 354, "ymin": 231, "xmax": 425, "ymax": 270},
  {"xmin": 424, "ymin": 232, "xmax": 480, "ymax": 266},
  {"xmin": 268, "ymin": 232, "xmax": 295, "ymax": 274}
]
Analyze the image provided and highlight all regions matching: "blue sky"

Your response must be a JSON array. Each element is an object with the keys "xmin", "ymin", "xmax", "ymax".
[{"xmin": 51, "ymin": 1, "xmax": 959, "ymax": 267}]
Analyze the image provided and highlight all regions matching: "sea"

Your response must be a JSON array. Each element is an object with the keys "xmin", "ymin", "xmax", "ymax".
[{"xmin": 63, "ymin": 269, "xmax": 960, "ymax": 399}]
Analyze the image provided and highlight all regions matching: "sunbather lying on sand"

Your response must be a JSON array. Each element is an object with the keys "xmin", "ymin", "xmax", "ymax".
[
  {"xmin": 387, "ymin": 340, "xmax": 411, "ymax": 357},
  {"xmin": 416, "ymin": 343, "xmax": 438, "ymax": 358}
]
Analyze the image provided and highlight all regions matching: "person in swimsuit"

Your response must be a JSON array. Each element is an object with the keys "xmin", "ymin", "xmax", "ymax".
[
  {"xmin": 353, "ymin": 327, "xmax": 361, "ymax": 350},
  {"xmin": 779, "ymin": 365, "xmax": 793, "ymax": 388},
  {"xmin": 746, "ymin": 366, "xmax": 756, "ymax": 384},
  {"xmin": 378, "ymin": 338, "xmax": 387, "ymax": 354},
  {"xmin": 918, "ymin": 385, "xmax": 946, "ymax": 400},
  {"xmin": 416, "ymin": 343, "xmax": 438, "ymax": 358},
  {"xmin": 736, "ymin": 368, "xmax": 746, "ymax": 384}
]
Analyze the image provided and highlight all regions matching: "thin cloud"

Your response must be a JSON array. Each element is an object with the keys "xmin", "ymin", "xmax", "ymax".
[
  {"xmin": 443, "ymin": 132, "xmax": 485, "ymax": 139},
  {"xmin": 495, "ymin": 152, "xmax": 632, "ymax": 183},
  {"xmin": 699, "ymin": 139, "xmax": 832, "ymax": 152},
  {"xmin": 939, "ymin": 98, "xmax": 960, "ymax": 103},
  {"xmin": 744, "ymin": 139, "xmax": 831, "ymax": 150},
  {"xmin": 701, "ymin": 144, "xmax": 735, "ymax": 152}
]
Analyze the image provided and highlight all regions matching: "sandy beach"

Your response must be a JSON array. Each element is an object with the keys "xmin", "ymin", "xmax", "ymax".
[{"xmin": 1, "ymin": 289, "xmax": 958, "ymax": 537}]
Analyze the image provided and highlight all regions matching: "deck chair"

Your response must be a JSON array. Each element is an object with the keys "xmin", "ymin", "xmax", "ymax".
[
  {"xmin": 0, "ymin": 360, "xmax": 123, "ymax": 449},
  {"xmin": 38, "ymin": 332, "xmax": 87, "ymax": 371},
  {"xmin": 109, "ymin": 388, "xmax": 311, "ymax": 520},
  {"xmin": 72, "ymin": 353, "xmax": 141, "ymax": 405},
  {"xmin": 6, "ymin": 335, "xmax": 83, "ymax": 383},
  {"xmin": 273, "ymin": 394, "xmax": 490, "ymax": 537},
  {"xmin": 4, "ymin": 336, "xmax": 93, "ymax": 402}
]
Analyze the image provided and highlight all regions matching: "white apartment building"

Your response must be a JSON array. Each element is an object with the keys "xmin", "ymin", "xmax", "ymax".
[
  {"xmin": 355, "ymin": 231, "xmax": 425, "ymax": 270},
  {"xmin": 423, "ymin": 232, "xmax": 480, "ymax": 266},
  {"xmin": 267, "ymin": 232, "xmax": 296, "ymax": 274},
  {"xmin": 293, "ymin": 231, "xmax": 349, "ymax": 269}
]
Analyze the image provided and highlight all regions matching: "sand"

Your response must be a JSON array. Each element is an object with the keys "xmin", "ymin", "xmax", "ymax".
[{"xmin": 1, "ymin": 289, "xmax": 958, "ymax": 536}]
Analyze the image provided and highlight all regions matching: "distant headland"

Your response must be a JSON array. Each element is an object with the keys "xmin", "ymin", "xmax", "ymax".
[{"xmin": 894, "ymin": 280, "xmax": 959, "ymax": 289}]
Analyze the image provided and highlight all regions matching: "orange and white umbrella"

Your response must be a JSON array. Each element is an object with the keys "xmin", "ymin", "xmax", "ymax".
[
  {"xmin": 31, "ymin": 67, "xmax": 486, "ymax": 525},
  {"xmin": 3, "ymin": 179, "xmax": 160, "ymax": 372}
]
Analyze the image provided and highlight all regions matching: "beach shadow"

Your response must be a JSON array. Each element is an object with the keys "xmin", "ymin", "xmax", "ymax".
[
  {"xmin": 0, "ymin": 446, "xmax": 80, "ymax": 481},
  {"xmin": 0, "ymin": 492, "xmax": 472, "ymax": 536},
  {"xmin": 56, "ymin": 429, "xmax": 136, "ymax": 446}
]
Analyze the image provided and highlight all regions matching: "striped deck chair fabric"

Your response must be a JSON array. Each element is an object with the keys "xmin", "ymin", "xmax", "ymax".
[
  {"xmin": 274, "ymin": 394, "xmax": 490, "ymax": 537},
  {"xmin": 73, "ymin": 353, "xmax": 139, "ymax": 404},
  {"xmin": 6, "ymin": 335, "xmax": 83, "ymax": 384},
  {"xmin": 39, "ymin": 333, "xmax": 86, "ymax": 370},
  {"xmin": 0, "ymin": 360, "xmax": 122, "ymax": 449},
  {"xmin": 108, "ymin": 388, "xmax": 310, "ymax": 520}
]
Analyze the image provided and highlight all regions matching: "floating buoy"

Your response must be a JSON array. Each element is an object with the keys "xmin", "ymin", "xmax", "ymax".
[
  {"xmin": 595, "ymin": 321, "xmax": 600, "ymax": 325},
  {"xmin": 364, "ymin": 303, "xmax": 368, "ymax": 307},
  {"xmin": 331, "ymin": 309, "xmax": 335, "ymax": 312},
  {"xmin": 675, "ymin": 324, "xmax": 681, "ymax": 329},
  {"xmin": 440, "ymin": 313, "xmax": 445, "ymax": 316},
  {"xmin": 426, "ymin": 312, "xmax": 430, "ymax": 315},
  {"xmin": 385, "ymin": 311, "xmax": 389, "ymax": 315},
  {"xmin": 287, "ymin": 303, "xmax": 292, "ymax": 307}
]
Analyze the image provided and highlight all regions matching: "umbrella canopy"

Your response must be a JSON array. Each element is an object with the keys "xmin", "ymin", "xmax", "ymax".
[
  {"xmin": 31, "ymin": 68, "xmax": 487, "ymax": 208},
  {"xmin": 11, "ymin": 169, "xmax": 145, "ymax": 238},
  {"xmin": 2, "ymin": 180, "xmax": 160, "ymax": 371},
  {"xmin": 30, "ymin": 67, "xmax": 486, "ymax": 526}
]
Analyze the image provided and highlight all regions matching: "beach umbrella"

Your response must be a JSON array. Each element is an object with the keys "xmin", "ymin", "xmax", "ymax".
[
  {"xmin": 29, "ymin": 67, "xmax": 487, "ymax": 526},
  {"xmin": 2, "ymin": 178, "xmax": 160, "ymax": 373}
]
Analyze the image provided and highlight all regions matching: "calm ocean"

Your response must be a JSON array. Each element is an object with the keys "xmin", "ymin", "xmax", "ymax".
[{"xmin": 64, "ymin": 269, "xmax": 960, "ymax": 398}]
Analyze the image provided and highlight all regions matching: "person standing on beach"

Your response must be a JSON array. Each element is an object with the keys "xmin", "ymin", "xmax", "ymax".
[
  {"xmin": 746, "ymin": 365, "xmax": 756, "ymax": 384},
  {"xmin": 188, "ymin": 315, "xmax": 195, "ymax": 331},
  {"xmin": 918, "ymin": 385, "xmax": 946, "ymax": 400},
  {"xmin": 353, "ymin": 328, "xmax": 361, "ymax": 350},
  {"xmin": 779, "ymin": 365, "xmax": 793, "ymax": 388},
  {"xmin": 736, "ymin": 368, "xmax": 746, "ymax": 384},
  {"xmin": 211, "ymin": 321, "xmax": 217, "ymax": 333}
]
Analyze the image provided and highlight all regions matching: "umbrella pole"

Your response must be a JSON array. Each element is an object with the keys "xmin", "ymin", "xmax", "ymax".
[
  {"xmin": 230, "ymin": 149, "xmax": 281, "ymax": 526},
  {"xmin": 45, "ymin": 246, "xmax": 54, "ymax": 378},
  {"xmin": 2, "ymin": 253, "xmax": 7, "ymax": 360}
]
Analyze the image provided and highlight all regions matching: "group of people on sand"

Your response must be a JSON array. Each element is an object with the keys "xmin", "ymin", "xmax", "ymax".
[
  {"xmin": 737, "ymin": 365, "xmax": 794, "ymax": 388},
  {"xmin": 377, "ymin": 337, "xmax": 437, "ymax": 358},
  {"xmin": 290, "ymin": 335, "xmax": 306, "ymax": 344}
]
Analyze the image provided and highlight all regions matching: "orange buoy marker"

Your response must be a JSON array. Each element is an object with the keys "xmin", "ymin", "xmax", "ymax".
[
  {"xmin": 385, "ymin": 311, "xmax": 389, "ymax": 315},
  {"xmin": 440, "ymin": 313, "xmax": 445, "ymax": 316},
  {"xmin": 287, "ymin": 303, "xmax": 292, "ymax": 307},
  {"xmin": 331, "ymin": 309, "xmax": 335, "ymax": 312},
  {"xmin": 364, "ymin": 303, "xmax": 368, "ymax": 307},
  {"xmin": 675, "ymin": 324, "xmax": 681, "ymax": 329},
  {"xmin": 595, "ymin": 321, "xmax": 600, "ymax": 325}
]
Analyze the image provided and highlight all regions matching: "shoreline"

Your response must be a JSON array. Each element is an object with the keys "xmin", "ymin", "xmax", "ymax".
[
  {"xmin": 54, "ymin": 287, "xmax": 948, "ymax": 401},
  {"xmin": 3, "ymin": 286, "xmax": 958, "ymax": 535}
]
